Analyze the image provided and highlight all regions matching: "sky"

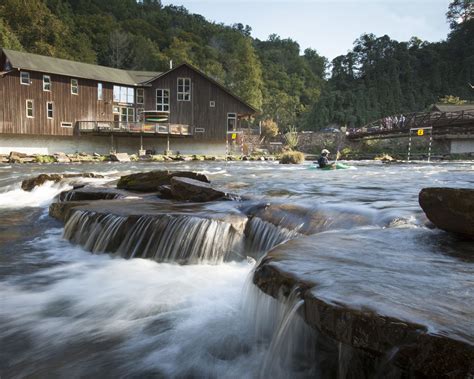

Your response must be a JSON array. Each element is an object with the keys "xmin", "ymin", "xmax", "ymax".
[{"xmin": 160, "ymin": 0, "xmax": 452, "ymax": 60}]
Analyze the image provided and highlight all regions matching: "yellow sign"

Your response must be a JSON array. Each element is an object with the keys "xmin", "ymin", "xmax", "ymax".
[
  {"xmin": 231, "ymin": 133, "xmax": 237, "ymax": 140},
  {"xmin": 417, "ymin": 129, "xmax": 424, "ymax": 136}
]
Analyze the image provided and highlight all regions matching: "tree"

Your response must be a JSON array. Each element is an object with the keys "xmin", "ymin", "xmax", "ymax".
[
  {"xmin": 260, "ymin": 119, "xmax": 279, "ymax": 139},
  {"xmin": 446, "ymin": 0, "xmax": 474, "ymax": 29},
  {"xmin": 108, "ymin": 29, "xmax": 132, "ymax": 68}
]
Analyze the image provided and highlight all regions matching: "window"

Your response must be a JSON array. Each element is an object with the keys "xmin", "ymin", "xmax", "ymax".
[
  {"xmin": 227, "ymin": 113, "xmax": 237, "ymax": 132},
  {"xmin": 136, "ymin": 108, "xmax": 144, "ymax": 122},
  {"xmin": 136, "ymin": 88, "xmax": 144, "ymax": 104},
  {"xmin": 120, "ymin": 107, "xmax": 135, "ymax": 122},
  {"xmin": 177, "ymin": 78, "xmax": 191, "ymax": 101},
  {"xmin": 98, "ymin": 83, "xmax": 103, "ymax": 100},
  {"xmin": 113, "ymin": 85, "xmax": 134, "ymax": 103},
  {"xmin": 26, "ymin": 100, "xmax": 34, "ymax": 118},
  {"xmin": 71, "ymin": 79, "xmax": 79, "ymax": 95},
  {"xmin": 43, "ymin": 75, "xmax": 51, "ymax": 91},
  {"xmin": 61, "ymin": 122, "xmax": 73, "ymax": 128},
  {"xmin": 46, "ymin": 102, "xmax": 54, "ymax": 119},
  {"xmin": 156, "ymin": 89, "xmax": 170, "ymax": 112},
  {"xmin": 209, "ymin": 101, "xmax": 215, "ymax": 108},
  {"xmin": 20, "ymin": 71, "xmax": 30, "ymax": 85}
]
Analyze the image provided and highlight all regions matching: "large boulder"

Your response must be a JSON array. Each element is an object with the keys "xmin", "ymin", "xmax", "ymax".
[
  {"xmin": 419, "ymin": 187, "xmax": 474, "ymax": 239},
  {"xmin": 21, "ymin": 173, "xmax": 104, "ymax": 191},
  {"xmin": 170, "ymin": 176, "xmax": 226, "ymax": 202},
  {"xmin": 110, "ymin": 153, "xmax": 131, "ymax": 162},
  {"xmin": 117, "ymin": 170, "xmax": 209, "ymax": 192}
]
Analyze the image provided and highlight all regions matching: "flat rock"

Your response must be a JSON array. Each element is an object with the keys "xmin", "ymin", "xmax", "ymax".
[
  {"xmin": 170, "ymin": 176, "xmax": 226, "ymax": 202},
  {"xmin": 117, "ymin": 170, "xmax": 209, "ymax": 192},
  {"xmin": 21, "ymin": 173, "xmax": 105, "ymax": 191},
  {"xmin": 253, "ymin": 228, "xmax": 474, "ymax": 376},
  {"xmin": 419, "ymin": 187, "xmax": 474, "ymax": 239}
]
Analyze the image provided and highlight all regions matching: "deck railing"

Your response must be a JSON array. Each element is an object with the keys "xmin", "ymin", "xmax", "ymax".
[{"xmin": 77, "ymin": 121, "xmax": 193, "ymax": 136}]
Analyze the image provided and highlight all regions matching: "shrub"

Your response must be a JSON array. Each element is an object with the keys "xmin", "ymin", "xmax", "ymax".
[
  {"xmin": 261, "ymin": 119, "xmax": 279, "ymax": 139},
  {"xmin": 284, "ymin": 126, "xmax": 299, "ymax": 150},
  {"xmin": 279, "ymin": 151, "xmax": 305, "ymax": 164},
  {"xmin": 35, "ymin": 155, "xmax": 55, "ymax": 163}
]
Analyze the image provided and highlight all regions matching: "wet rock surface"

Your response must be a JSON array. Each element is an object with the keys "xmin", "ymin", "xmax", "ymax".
[
  {"xmin": 21, "ymin": 173, "xmax": 104, "ymax": 191},
  {"xmin": 419, "ymin": 187, "xmax": 474, "ymax": 239},
  {"xmin": 170, "ymin": 177, "xmax": 227, "ymax": 202},
  {"xmin": 243, "ymin": 202, "xmax": 374, "ymax": 234},
  {"xmin": 58, "ymin": 186, "xmax": 126, "ymax": 202},
  {"xmin": 253, "ymin": 228, "xmax": 474, "ymax": 377},
  {"xmin": 117, "ymin": 170, "xmax": 209, "ymax": 192}
]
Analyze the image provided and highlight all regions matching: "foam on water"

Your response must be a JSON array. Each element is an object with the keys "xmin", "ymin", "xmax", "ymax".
[
  {"xmin": 0, "ymin": 181, "xmax": 71, "ymax": 209},
  {"xmin": 0, "ymin": 229, "xmax": 314, "ymax": 378}
]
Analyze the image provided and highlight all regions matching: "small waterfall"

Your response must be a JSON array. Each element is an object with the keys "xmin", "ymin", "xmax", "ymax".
[
  {"xmin": 64, "ymin": 210, "xmax": 244, "ymax": 264},
  {"xmin": 244, "ymin": 217, "xmax": 300, "ymax": 257},
  {"xmin": 241, "ymin": 283, "xmax": 320, "ymax": 378}
]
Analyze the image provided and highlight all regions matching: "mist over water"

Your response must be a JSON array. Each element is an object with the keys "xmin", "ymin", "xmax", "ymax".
[{"xmin": 0, "ymin": 160, "xmax": 472, "ymax": 377}]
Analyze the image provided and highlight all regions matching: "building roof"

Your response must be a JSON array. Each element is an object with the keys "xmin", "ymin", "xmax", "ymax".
[
  {"xmin": 145, "ymin": 62, "xmax": 258, "ymax": 113},
  {"xmin": 2, "ymin": 48, "xmax": 161, "ymax": 86},
  {"xmin": 431, "ymin": 103, "xmax": 474, "ymax": 113},
  {"xmin": 1, "ymin": 48, "xmax": 258, "ymax": 113}
]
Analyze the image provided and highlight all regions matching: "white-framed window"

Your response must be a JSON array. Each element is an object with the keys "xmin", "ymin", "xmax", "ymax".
[
  {"xmin": 26, "ymin": 100, "xmax": 34, "ymax": 118},
  {"xmin": 98, "ymin": 82, "xmax": 103, "ymax": 100},
  {"xmin": 61, "ymin": 122, "xmax": 73, "ymax": 128},
  {"xmin": 20, "ymin": 71, "xmax": 30, "ymax": 85},
  {"xmin": 136, "ymin": 107, "xmax": 144, "ymax": 122},
  {"xmin": 227, "ymin": 113, "xmax": 237, "ymax": 132},
  {"xmin": 156, "ymin": 89, "xmax": 170, "ymax": 112},
  {"xmin": 136, "ymin": 88, "xmax": 144, "ymax": 104},
  {"xmin": 209, "ymin": 100, "xmax": 215, "ymax": 107},
  {"xmin": 177, "ymin": 77, "xmax": 191, "ymax": 101},
  {"xmin": 120, "ymin": 107, "xmax": 135, "ymax": 122},
  {"xmin": 43, "ymin": 75, "xmax": 51, "ymax": 91},
  {"xmin": 46, "ymin": 102, "xmax": 54, "ymax": 119},
  {"xmin": 113, "ymin": 85, "xmax": 134, "ymax": 103},
  {"xmin": 71, "ymin": 79, "xmax": 79, "ymax": 95}
]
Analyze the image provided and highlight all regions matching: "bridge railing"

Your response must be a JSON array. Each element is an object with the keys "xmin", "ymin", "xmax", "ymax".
[{"xmin": 347, "ymin": 110, "xmax": 474, "ymax": 138}]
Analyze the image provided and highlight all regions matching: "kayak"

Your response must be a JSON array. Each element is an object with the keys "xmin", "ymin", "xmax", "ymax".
[{"xmin": 309, "ymin": 162, "xmax": 352, "ymax": 170}]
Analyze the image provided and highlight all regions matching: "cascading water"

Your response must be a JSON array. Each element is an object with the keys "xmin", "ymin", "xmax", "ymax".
[
  {"xmin": 64, "ymin": 210, "xmax": 245, "ymax": 264},
  {"xmin": 1, "ymin": 161, "xmax": 472, "ymax": 377},
  {"xmin": 244, "ymin": 217, "xmax": 300, "ymax": 257}
]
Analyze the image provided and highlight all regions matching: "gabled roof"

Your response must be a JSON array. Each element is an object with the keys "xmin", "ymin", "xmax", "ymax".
[
  {"xmin": 431, "ymin": 103, "xmax": 474, "ymax": 113},
  {"xmin": 144, "ymin": 62, "xmax": 258, "ymax": 113},
  {"xmin": 1, "ymin": 48, "xmax": 258, "ymax": 113},
  {"xmin": 2, "ymin": 48, "xmax": 161, "ymax": 86}
]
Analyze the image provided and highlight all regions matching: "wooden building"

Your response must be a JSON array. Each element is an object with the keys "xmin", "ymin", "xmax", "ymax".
[{"xmin": 0, "ymin": 48, "xmax": 256, "ymax": 154}]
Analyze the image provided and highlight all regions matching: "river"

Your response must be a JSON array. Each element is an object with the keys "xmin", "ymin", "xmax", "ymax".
[{"xmin": 0, "ymin": 160, "xmax": 473, "ymax": 378}]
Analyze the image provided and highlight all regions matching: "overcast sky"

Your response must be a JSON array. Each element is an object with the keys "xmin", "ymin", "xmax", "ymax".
[{"xmin": 161, "ymin": 0, "xmax": 452, "ymax": 60}]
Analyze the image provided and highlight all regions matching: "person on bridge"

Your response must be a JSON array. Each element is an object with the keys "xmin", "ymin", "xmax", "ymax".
[{"xmin": 317, "ymin": 149, "xmax": 334, "ymax": 169}]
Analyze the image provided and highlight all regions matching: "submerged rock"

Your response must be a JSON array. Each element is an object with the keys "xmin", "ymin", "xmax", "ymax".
[
  {"xmin": 419, "ymin": 187, "xmax": 474, "ymax": 239},
  {"xmin": 21, "ymin": 173, "xmax": 104, "ymax": 191},
  {"xmin": 253, "ymin": 228, "xmax": 474, "ymax": 377},
  {"xmin": 170, "ymin": 177, "xmax": 226, "ymax": 202},
  {"xmin": 117, "ymin": 170, "xmax": 209, "ymax": 192},
  {"xmin": 59, "ymin": 187, "xmax": 125, "ymax": 202}
]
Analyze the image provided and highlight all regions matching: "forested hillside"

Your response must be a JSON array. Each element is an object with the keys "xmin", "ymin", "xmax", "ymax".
[{"xmin": 0, "ymin": 0, "xmax": 472, "ymax": 130}]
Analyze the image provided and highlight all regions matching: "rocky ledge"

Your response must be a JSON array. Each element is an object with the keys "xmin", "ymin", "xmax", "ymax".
[
  {"xmin": 253, "ymin": 228, "xmax": 474, "ymax": 377},
  {"xmin": 419, "ymin": 187, "xmax": 474, "ymax": 239}
]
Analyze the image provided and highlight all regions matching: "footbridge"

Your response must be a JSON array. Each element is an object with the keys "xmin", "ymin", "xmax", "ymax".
[{"xmin": 346, "ymin": 105, "xmax": 474, "ymax": 154}]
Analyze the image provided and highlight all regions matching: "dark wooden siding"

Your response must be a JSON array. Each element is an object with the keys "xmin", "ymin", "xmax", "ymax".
[
  {"xmin": 0, "ymin": 57, "xmax": 115, "ymax": 136},
  {"xmin": 145, "ymin": 65, "xmax": 255, "ymax": 140}
]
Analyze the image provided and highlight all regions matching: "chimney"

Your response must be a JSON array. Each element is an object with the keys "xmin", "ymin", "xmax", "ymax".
[{"xmin": 169, "ymin": 60, "xmax": 173, "ymax": 70}]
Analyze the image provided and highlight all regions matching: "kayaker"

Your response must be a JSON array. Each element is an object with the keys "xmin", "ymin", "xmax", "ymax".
[{"xmin": 317, "ymin": 149, "xmax": 333, "ymax": 168}]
